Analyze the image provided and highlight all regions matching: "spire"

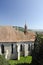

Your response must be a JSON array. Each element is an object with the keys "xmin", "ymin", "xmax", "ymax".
[{"xmin": 24, "ymin": 20, "xmax": 27, "ymax": 35}]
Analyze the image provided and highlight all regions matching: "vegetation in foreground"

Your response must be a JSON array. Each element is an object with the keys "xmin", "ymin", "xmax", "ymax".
[
  {"xmin": 9, "ymin": 56, "xmax": 32, "ymax": 65},
  {"xmin": 32, "ymin": 33, "xmax": 43, "ymax": 65},
  {"xmin": 0, "ymin": 55, "xmax": 9, "ymax": 65}
]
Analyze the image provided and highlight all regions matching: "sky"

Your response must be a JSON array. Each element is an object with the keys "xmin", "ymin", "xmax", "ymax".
[{"xmin": 0, "ymin": 0, "xmax": 43, "ymax": 29}]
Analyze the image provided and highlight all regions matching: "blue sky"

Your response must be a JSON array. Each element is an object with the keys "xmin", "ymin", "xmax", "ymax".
[{"xmin": 0, "ymin": 0, "xmax": 43, "ymax": 29}]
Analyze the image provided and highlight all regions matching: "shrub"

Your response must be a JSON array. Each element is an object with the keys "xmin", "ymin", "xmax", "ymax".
[
  {"xmin": 32, "ymin": 33, "xmax": 43, "ymax": 65},
  {"xmin": 0, "ymin": 55, "xmax": 9, "ymax": 65}
]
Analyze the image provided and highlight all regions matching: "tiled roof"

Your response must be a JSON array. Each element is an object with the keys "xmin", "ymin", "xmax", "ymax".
[{"xmin": 0, "ymin": 26, "xmax": 36, "ymax": 42}]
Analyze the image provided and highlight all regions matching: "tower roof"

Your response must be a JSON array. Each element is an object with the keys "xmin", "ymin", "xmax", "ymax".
[{"xmin": 24, "ymin": 23, "xmax": 27, "ymax": 35}]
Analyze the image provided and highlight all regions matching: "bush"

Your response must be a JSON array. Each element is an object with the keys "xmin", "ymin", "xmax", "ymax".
[
  {"xmin": 32, "ymin": 33, "xmax": 43, "ymax": 65},
  {"xmin": 0, "ymin": 55, "xmax": 9, "ymax": 65}
]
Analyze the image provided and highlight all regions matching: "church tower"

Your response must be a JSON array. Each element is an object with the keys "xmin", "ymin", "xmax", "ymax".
[{"xmin": 24, "ymin": 23, "xmax": 28, "ymax": 35}]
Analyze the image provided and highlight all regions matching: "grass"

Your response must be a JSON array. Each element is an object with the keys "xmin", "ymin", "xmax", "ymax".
[{"xmin": 8, "ymin": 56, "xmax": 32, "ymax": 65}]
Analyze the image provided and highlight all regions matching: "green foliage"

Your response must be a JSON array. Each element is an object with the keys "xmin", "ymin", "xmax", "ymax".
[
  {"xmin": 13, "ymin": 26, "xmax": 24, "ymax": 32},
  {"xmin": 32, "ymin": 33, "xmax": 43, "ymax": 65},
  {"xmin": 0, "ymin": 55, "xmax": 9, "ymax": 65},
  {"xmin": 13, "ymin": 26, "xmax": 31, "ymax": 32},
  {"xmin": 9, "ymin": 56, "xmax": 32, "ymax": 65}
]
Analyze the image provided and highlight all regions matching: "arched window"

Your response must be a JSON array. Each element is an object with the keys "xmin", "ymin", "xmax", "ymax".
[
  {"xmin": 11, "ymin": 44, "xmax": 13, "ymax": 54},
  {"xmin": 28, "ymin": 44, "xmax": 30, "ymax": 51},
  {"xmin": 20, "ymin": 44, "xmax": 22, "ymax": 51},
  {"xmin": 1, "ymin": 44, "xmax": 4, "ymax": 54}
]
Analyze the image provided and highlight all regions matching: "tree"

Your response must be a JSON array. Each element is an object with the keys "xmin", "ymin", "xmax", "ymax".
[{"xmin": 32, "ymin": 33, "xmax": 43, "ymax": 65}]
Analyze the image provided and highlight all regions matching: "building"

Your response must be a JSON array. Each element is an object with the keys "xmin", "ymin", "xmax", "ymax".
[{"xmin": 0, "ymin": 25, "xmax": 36, "ymax": 60}]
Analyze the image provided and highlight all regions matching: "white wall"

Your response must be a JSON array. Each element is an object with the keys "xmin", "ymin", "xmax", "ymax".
[
  {"xmin": 0, "ymin": 43, "xmax": 18, "ymax": 59},
  {"xmin": 0, "ymin": 41, "xmax": 34, "ymax": 60},
  {"xmin": 11, "ymin": 44, "xmax": 18, "ymax": 59}
]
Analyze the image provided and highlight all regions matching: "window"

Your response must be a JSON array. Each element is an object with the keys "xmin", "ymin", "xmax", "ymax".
[
  {"xmin": 20, "ymin": 44, "xmax": 22, "ymax": 51},
  {"xmin": 28, "ymin": 44, "xmax": 30, "ymax": 51},
  {"xmin": 31, "ymin": 44, "xmax": 34, "ymax": 50},
  {"xmin": 11, "ymin": 44, "xmax": 13, "ymax": 54},
  {"xmin": 1, "ymin": 44, "xmax": 4, "ymax": 54}
]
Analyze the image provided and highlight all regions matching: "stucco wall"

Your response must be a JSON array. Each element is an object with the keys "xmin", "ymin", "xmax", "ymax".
[
  {"xmin": 27, "ymin": 42, "xmax": 34, "ymax": 55},
  {"xmin": 0, "ymin": 43, "xmax": 17, "ymax": 59},
  {"xmin": 11, "ymin": 44, "xmax": 18, "ymax": 59},
  {"xmin": 4, "ymin": 43, "xmax": 11, "ymax": 59},
  {"xmin": 0, "ymin": 41, "xmax": 34, "ymax": 60},
  {"xmin": 0, "ymin": 43, "xmax": 12, "ymax": 59}
]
